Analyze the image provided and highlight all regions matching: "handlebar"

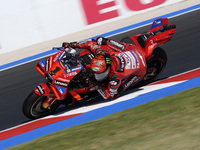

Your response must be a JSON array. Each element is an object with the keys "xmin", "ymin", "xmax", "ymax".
[{"xmin": 52, "ymin": 47, "xmax": 64, "ymax": 51}]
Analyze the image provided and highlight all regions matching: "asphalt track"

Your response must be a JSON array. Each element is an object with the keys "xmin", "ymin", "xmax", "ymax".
[{"xmin": 0, "ymin": 9, "xmax": 200, "ymax": 131}]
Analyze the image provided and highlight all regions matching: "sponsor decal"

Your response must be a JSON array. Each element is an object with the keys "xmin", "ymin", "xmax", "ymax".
[
  {"xmin": 64, "ymin": 66, "xmax": 83, "ymax": 73},
  {"xmin": 108, "ymin": 45, "xmax": 122, "ymax": 52},
  {"xmin": 64, "ymin": 71, "xmax": 78, "ymax": 78},
  {"xmin": 92, "ymin": 67, "xmax": 100, "ymax": 72},
  {"xmin": 124, "ymin": 76, "xmax": 138, "ymax": 88},
  {"xmin": 136, "ymin": 51, "xmax": 146, "ymax": 67},
  {"xmin": 56, "ymin": 86, "xmax": 66, "ymax": 94},
  {"xmin": 54, "ymin": 80, "xmax": 68, "ymax": 87},
  {"xmin": 150, "ymin": 18, "xmax": 163, "ymax": 29},
  {"xmin": 39, "ymin": 60, "xmax": 45, "ymax": 69},
  {"xmin": 58, "ymin": 50, "xmax": 67, "ymax": 62},
  {"xmin": 109, "ymin": 40, "xmax": 125, "ymax": 50},
  {"xmin": 106, "ymin": 57, "xmax": 111, "ymax": 64},
  {"xmin": 124, "ymin": 51, "xmax": 137, "ymax": 69},
  {"xmin": 45, "ymin": 58, "xmax": 49, "ymax": 72},
  {"xmin": 130, "ymin": 51, "xmax": 140, "ymax": 68},
  {"xmin": 155, "ymin": 20, "xmax": 161, "ymax": 25},
  {"xmin": 119, "ymin": 52, "xmax": 135, "ymax": 69},
  {"xmin": 97, "ymin": 89, "xmax": 107, "ymax": 99},
  {"xmin": 37, "ymin": 85, "xmax": 45, "ymax": 95},
  {"xmin": 71, "ymin": 66, "xmax": 83, "ymax": 72},
  {"xmin": 117, "ymin": 55, "xmax": 125, "ymax": 72}
]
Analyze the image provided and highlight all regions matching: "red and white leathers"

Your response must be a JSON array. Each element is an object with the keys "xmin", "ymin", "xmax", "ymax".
[{"xmin": 69, "ymin": 37, "xmax": 147, "ymax": 99}]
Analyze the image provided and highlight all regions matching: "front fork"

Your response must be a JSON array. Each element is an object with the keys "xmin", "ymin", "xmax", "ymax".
[{"xmin": 34, "ymin": 82, "xmax": 58, "ymax": 109}]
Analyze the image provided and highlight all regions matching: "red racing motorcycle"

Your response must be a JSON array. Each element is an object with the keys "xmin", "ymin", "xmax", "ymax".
[{"xmin": 22, "ymin": 18, "xmax": 176, "ymax": 119}]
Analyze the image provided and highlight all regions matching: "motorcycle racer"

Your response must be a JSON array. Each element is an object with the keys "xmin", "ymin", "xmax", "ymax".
[
  {"xmin": 23, "ymin": 18, "xmax": 175, "ymax": 119},
  {"xmin": 62, "ymin": 37, "xmax": 147, "ymax": 99}
]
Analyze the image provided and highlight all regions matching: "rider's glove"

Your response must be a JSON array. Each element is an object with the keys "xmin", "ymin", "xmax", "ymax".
[
  {"xmin": 70, "ymin": 42, "xmax": 78, "ymax": 48},
  {"xmin": 96, "ymin": 84, "xmax": 112, "ymax": 100},
  {"xmin": 62, "ymin": 42, "xmax": 78, "ymax": 48},
  {"xmin": 96, "ymin": 36, "xmax": 108, "ymax": 45},
  {"xmin": 62, "ymin": 42, "xmax": 70, "ymax": 48}
]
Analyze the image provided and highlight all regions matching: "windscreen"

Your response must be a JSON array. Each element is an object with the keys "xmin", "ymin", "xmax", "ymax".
[{"xmin": 61, "ymin": 52, "xmax": 81, "ymax": 70}]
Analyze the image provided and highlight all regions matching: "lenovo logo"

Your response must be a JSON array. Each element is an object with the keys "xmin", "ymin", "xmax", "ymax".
[
  {"xmin": 109, "ymin": 40, "xmax": 125, "ymax": 50},
  {"xmin": 54, "ymin": 80, "xmax": 68, "ymax": 87}
]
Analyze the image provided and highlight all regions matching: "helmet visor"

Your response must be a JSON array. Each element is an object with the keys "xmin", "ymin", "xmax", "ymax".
[{"xmin": 94, "ymin": 67, "xmax": 110, "ymax": 81}]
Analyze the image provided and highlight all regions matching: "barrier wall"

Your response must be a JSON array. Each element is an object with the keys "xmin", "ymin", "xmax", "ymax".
[{"xmin": 0, "ymin": 0, "xmax": 184, "ymax": 55}]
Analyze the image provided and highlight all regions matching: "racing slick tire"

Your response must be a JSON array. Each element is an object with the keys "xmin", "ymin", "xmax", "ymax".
[
  {"xmin": 22, "ymin": 91, "xmax": 60, "ymax": 119},
  {"xmin": 142, "ymin": 47, "xmax": 167, "ymax": 84},
  {"xmin": 136, "ymin": 47, "xmax": 167, "ymax": 87}
]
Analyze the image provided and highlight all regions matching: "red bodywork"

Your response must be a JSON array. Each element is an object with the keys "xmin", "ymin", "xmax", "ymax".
[
  {"xmin": 131, "ymin": 18, "xmax": 176, "ymax": 60},
  {"xmin": 34, "ymin": 18, "xmax": 176, "ymax": 108}
]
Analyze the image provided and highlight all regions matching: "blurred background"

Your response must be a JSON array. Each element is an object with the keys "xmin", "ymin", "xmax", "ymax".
[{"xmin": 0, "ymin": 0, "xmax": 184, "ymax": 56}]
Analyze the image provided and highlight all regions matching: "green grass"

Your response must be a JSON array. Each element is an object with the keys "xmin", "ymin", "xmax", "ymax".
[{"xmin": 8, "ymin": 86, "xmax": 200, "ymax": 150}]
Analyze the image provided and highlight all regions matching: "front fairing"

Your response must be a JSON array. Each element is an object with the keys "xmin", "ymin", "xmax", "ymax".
[{"xmin": 36, "ymin": 48, "xmax": 83, "ymax": 100}]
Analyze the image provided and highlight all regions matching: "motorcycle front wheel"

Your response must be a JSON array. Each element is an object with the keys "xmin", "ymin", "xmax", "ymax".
[{"xmin": 22, "ymin": 91, "xmax": 60, "ymax": 119}]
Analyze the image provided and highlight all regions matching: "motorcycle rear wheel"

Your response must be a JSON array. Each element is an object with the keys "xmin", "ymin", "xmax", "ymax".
[
  {"xmin": 139, "ymin": 47, "xmax": 167, "ymax": 86},
  {"xmin": 22, "ymin": 91, "xmax": 60, "ymax": 119}
]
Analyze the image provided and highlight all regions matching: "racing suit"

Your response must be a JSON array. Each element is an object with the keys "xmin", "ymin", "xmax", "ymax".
[{"xmin": 63, "ymin": 37, "xmax": 147, "ymax": 99}]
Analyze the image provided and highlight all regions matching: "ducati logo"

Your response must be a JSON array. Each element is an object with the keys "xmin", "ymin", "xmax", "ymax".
[{"xmin": 124, "ymin": 76, "xmax": 138, "ymax": 88}]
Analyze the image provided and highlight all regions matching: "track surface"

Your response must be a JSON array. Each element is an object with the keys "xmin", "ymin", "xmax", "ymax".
[{"xmin": 0, "ymin": 9, "xmax": 200, "ymax": 131}]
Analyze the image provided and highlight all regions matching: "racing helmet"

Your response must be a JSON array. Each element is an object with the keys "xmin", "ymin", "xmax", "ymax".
[{"xmin": 90, "ymin": 53, "xmax": 111, "ymax": 81}]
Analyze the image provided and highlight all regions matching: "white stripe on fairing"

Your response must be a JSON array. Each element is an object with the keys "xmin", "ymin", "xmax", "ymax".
[{"xmin": 125, "ymin": 51, "xmax": 136, "ymax": 69}]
